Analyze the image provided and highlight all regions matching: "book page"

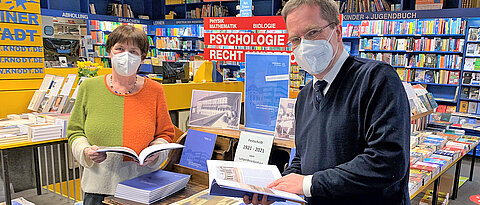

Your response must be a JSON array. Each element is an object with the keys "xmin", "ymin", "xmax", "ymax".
[
  {"xmin": 138, "ymin": 143, "xmax": 185, "ymax": 164},
  {"xmin": 207, "ymin": 160, "xmax": 305, "ymax": 202},
  {"xmin": 96, "ymin": 147, "xmax": 139, "ymax": 161}
]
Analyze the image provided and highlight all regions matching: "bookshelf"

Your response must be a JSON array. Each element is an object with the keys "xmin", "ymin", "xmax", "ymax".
[
  {"xmin": 151, "ymin": 22, "xmax": 205, "ymax": 62},
  {"xmin": 343, "ymin": 18, "xmax": 467, "ymax": 108},
  {"xmin": 89, "ymin": 19, "xmax": 149, "ymax": 68},
  {"xmin": 458, "ymin": 19, "xmax": 480, "ymax": 114}
]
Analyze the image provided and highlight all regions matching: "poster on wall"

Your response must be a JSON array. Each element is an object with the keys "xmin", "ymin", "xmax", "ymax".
[
  {"xmin": 0, "ymin": 0, "xmax": 45, "ymax": 79},
  {"xmin": 244, "ymin": 53, "xmax": 290, "ymax": 132}
]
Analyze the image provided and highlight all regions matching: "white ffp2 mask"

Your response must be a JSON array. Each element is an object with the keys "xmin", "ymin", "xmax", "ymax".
[
  {"xmin": 111, "ymin": 52, "xmax": 142, "ymax": 76},
  {"xmin": 293, "ymin": 29, "xmax": 338, "ymax": 75}
]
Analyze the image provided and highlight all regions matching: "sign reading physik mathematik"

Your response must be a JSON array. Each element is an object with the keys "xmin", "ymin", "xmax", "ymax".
[{"xmin": 0, "ymin": 0, "xmax": 45, "ymax": 79}]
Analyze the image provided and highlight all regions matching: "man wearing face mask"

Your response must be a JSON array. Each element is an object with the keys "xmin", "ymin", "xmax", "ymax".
[
  {"xmin": 243, "ymin": 0, "xmax": 411, "ymax": 204},
  {"xmin": 67, "ymin": 25, "xmax": 174, "ymax": 205}
]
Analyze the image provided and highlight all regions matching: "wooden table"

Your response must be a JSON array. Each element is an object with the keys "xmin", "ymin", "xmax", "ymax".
[{"xmin": 190, "ymin": 126, "xmax": 295, "ymax": 149}]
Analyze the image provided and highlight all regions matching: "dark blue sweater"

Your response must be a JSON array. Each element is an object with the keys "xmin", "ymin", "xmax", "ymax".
[{"xmin": 283, "ymin": 56, "xmax": 411, "ymax": 204}]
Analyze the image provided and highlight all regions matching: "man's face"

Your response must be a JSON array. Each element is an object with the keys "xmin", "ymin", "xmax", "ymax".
[{"xmin": 285, "ymin": 4, "xmax": 334, "ymax": 50}]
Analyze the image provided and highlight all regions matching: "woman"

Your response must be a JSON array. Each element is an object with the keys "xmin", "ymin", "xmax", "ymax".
[{"xmin": 67, "ymin": 25, "xmax": 174, "ymax": 205}]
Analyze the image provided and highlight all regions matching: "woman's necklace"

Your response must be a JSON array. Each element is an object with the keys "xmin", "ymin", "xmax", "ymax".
[{"xmin": 110, "ymin": 75, "xmax": 137, "ymax": 95}]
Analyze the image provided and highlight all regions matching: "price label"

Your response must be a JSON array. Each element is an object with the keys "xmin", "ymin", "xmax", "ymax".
[{"xmin": 234, "ymin": 131, "xmax": 274, "ymax": 165}]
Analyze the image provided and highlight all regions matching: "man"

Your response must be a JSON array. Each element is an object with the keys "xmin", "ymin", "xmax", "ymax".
[{"xmin": 244, "ymin": 0, "xmax": 411, "ymax": 204}]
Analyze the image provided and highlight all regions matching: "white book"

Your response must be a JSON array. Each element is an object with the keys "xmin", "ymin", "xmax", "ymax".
[
  {"xmin": 207, "ymin": 160, "xmax": 306, "ymax": 203},
  {"xmin": 52, "ymin": 74, "xmax": 77, "ymax": 113},
  {"xmin": 39, "ymin": 76, "xmax": 65, "ymax": 113},
  {"xmin": 28, "ymin": 75, "xmax": 55, "ymax": 111}
]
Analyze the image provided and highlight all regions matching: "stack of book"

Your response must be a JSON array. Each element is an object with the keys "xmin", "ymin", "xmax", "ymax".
[
  {"xmin": 408, "ymin": 129, "xmax": 479, "ymax": 196},
  {"xmin": 114, "ymin": 170, "xmax": 190, "ymax": 204},
  {"xmin": 27, "ymin": 124, "xmax": 63, "ymax": 142}
]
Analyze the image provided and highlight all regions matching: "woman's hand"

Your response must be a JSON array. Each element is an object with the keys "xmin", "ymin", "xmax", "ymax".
[
  {"xmin": 243, "ymin": 193, "xmax": 274, "ymax": 205},
  {"xmin": 84, "ymin": 145, "xmax": 106, "ymax": 163},
  {"xmin": 140, "ymin": 153, "xmax": 159, "ymax": 166}
]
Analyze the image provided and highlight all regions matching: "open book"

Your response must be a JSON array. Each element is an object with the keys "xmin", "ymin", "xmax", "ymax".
[
  {"xmin": 95, "ymin": 143, "xmax": 184, "ymax": 165},
  {"xmin": 207, "ymin": 160, "xmax": 306, "ymax": 203}
]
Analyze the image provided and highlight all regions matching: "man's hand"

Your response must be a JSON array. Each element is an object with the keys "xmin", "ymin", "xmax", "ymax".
[
  {"xmin": 84, "ymin": 145, "xmax": 106, "ymax": 163},
  {"xmin": 141, "ymin": 153, "xmax": 159, "ymax": 166},
  {"xmin": 243, "ymin": 193, "xmax": 274, "ymax": 205},
  {"xmin": 267, "ymin": 173, "xmax": 305, "ymax": 195}
]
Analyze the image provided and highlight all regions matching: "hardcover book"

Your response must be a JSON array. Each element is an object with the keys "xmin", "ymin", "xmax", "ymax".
[{"xmin": 207, "ymin": 160, "xmax": 305, "ymax": 203}]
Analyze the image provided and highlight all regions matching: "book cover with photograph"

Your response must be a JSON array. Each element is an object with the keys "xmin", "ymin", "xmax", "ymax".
[
  {"xmin": 274, "ymin": 98, "xmax": 296, "ymax": 140},
  {"xmin": 207, "ymin": 160, "xmax": 305, "ymax": 203},
  {"xmin": 189, "ymin": 90, "xmax": 242, "ymax": 130}
]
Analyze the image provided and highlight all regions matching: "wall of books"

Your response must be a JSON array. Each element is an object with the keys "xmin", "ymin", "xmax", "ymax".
[
  {"xmin": 343, "ymin": 18, "xmax": 469, "ymax": 112},
  {"xmin": 89, "ymin": 20, "xmax": 148, "ymax": 68}
]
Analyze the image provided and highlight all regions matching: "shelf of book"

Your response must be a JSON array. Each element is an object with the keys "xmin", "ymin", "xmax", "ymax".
[
  {"xmin": 360, "ymin": 50, "xmax": 463, "ymax": 54},
  {"xmin": 435, "ymin": 99, "xmax": 458, "ymax": 103},
  {"xmin": 342, "ymin": 37, "xmax": 360, "ymax": 39},
  {"xmin": 465, "ymin": 55, "xmax": 480, "ymax": 58},
  {"xmin": 410, "ymin": 82, "xmax": 459, "ymax": 87},
  {"xmin": 409, "ymin": 143, "xmax": 478, "ymax": 200},
  {"xmin": 411, "ymin": 110, "xmax": 435, "ymax": 121},
  {"xmin": 157, "ymin": 48, "xmax": 204, "ymax": 52},
  {"xmin": 461, "ymin": 84, "xmax": 480, "ymax": 87},
  {"xmin": 467, "ymin": 41, "xmax": 480, "ymax": 43},
  {"xmin": 460, "ymin": 98, "xmax": 480, "ymax": 102},
  {"xmin": 463, "ymin": 70, "xmax": 480, "ymax": 73},
  {"xmin": 157, "ymin": 35, "xmax": 203, "ymax": 38},
  {"xmin": 409, "ymin": 67, "xmax": 461, "ymax": 71},
  {"xmin": 360, "ymin": 34, "xmax": 466, "ymax": 38}
]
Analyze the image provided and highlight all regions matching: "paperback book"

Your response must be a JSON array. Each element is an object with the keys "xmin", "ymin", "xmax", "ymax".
[
  {"xmin": 115, "ymin": 170, "xmax": 190, "ymax": 204},
  {"xmin": 96, "ymin": 143, "xmax": 184, "ymax": 165}
]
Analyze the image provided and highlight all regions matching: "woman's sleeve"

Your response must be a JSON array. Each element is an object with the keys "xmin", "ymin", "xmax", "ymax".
[
  {"xmin": 154, "ymin": 85, "xmax": 174, "ymax": 143},
  {"xmin": 67, "ymin": 81, "xmax": 94, "ymax": 168}
]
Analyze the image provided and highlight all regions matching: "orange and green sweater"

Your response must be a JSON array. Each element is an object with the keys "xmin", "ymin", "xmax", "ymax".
[{"xmin": 67, "ymin": 75, "xmax": 174, "ymax": 195}]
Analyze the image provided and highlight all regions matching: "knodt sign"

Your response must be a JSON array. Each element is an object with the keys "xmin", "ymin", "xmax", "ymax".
[{"xmin": 0, "ymin": 0, "xmax": 44, "ymax": 79}]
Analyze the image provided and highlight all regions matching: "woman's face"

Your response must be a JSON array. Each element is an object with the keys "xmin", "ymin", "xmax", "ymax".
[{"xmin": 109, "ymin": 41, "xmax": 142, "ymax": 58}]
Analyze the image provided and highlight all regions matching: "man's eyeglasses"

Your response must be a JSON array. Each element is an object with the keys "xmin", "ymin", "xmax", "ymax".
[{"xmin": 287, "ymin": 22, "xmax": 336, "ymax": 49}]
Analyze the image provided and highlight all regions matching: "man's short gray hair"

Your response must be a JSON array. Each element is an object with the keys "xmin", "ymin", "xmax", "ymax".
[{"xmin": 281, "ymin": 0, "xmax": 340, "ymax": 28}]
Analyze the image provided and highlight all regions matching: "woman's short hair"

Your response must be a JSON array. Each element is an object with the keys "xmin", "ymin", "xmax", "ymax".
[
  {"xmin": 105, "ymin": 25, "xmax": 149, "ymax": 60},
  {"xmin": 281, "ymin": 0, "xmax": 340, "ymax": 28}
]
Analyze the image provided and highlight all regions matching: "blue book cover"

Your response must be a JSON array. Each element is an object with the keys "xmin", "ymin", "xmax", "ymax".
[
  {"xmin": 288, "ymin": 148, "xmax": 296, "ymax": 166},
  {"xmin": 118, "ymin": 170, "xmax": 190, "ymax": 191},
  {"xmin": 179, "ymin": 129, "xmax": 217, "ymax": 172},
  {"xmin": 245, "ymin": 53, "xmax": 289, "ymax": 132},
  {"xmin": 372, "ymin": 37, "xmax": 381, "ymax": 50}
]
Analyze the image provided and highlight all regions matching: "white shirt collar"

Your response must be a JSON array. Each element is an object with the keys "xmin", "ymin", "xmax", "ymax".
[{"xmin": 312, "ymin": 49, "xmax": 349, "ymax": 95}]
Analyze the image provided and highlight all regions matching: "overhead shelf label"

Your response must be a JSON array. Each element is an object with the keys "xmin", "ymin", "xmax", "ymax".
[{"xmin": 204, "ymin": 16, "xmax": 287, "ymax": 30}]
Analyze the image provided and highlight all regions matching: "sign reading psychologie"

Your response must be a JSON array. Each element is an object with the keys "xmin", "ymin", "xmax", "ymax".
[{"xmin": 0, "ymin": 0, "xmax": 44, "ymax": 79}]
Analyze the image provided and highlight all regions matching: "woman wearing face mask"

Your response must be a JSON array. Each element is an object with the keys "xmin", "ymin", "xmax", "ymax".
[{"xmin": 67, "ymin": 25, "xmax": 174, "ymax": 205}]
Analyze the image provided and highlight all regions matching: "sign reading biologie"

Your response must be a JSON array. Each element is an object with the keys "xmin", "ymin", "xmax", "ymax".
[
  {"xmin": 204, "ymin": 16, "xmax": 293, "ymax": 63},
  {"xmin": 0, "ymin": 0, "xmax": 44, "ymax": 79}
]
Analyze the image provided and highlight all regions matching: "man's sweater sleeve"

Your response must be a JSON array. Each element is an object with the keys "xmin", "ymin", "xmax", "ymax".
[
  {"xmin": 283, "ymin": 152, "xmax": 302, "ymax": 175},
  {"xmin": 66, "ymin": 81, "xmax": 94, "ymax": 167},
  {"xmin": 310, "ymin": 65, "xmax": 411, "ymax": 197}
]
